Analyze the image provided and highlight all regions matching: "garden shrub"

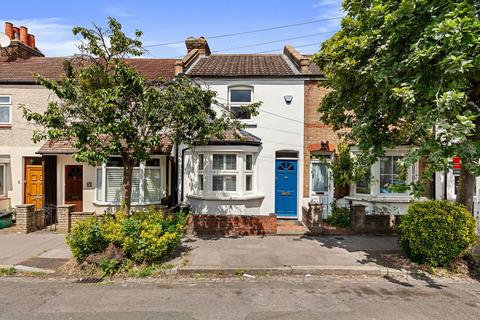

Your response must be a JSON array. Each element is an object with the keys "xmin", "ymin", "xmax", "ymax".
[
  {"xmin": 398, "ymin": 200, "xmax": 477, "ymax": 267},
  {"xmin": 66, "ymin": 209, "xmax": 187, "ymax": 265},
  {"xmin": 66, "ymin": 217, "xmax": 109, "ymax": 262},
  {"xmin": 326, "ymin": 205, "xmax": 351, "ymax": 229}
]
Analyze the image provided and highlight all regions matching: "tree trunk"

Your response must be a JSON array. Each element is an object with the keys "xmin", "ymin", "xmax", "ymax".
[
  {"xmin": 457, "ymin": 166, "xmax": 475, "ymax": 213},
  {"xmin": 121, "ymin": 158, "xmax": 134, "ymax": 215}
]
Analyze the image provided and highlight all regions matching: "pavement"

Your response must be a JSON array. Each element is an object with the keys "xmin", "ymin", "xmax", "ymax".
[
  {"xmin": 0, "ymin": 275, "xmax": 479, "ymax": 320},
  {"xmin": 178, "ymin": 235, "xmax": 402, "ymax": 275},
  {"xmin": 0, "ymin": 230, "xmax": 71, "ymax": 272}
]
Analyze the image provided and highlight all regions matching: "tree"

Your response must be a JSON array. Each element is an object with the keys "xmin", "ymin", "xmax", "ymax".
[
  {"xmin": 23, "ymin": 18, "xmax": 260, "ymax": 213},
  {"xmin": 314, "ymin": 0, "xmax": 480, "ymax": 211}
]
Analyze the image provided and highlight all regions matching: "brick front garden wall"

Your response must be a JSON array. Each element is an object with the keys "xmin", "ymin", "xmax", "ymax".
[{"xmin": 186, "ymin": 214, "xmax": 277, "ymax": 237}]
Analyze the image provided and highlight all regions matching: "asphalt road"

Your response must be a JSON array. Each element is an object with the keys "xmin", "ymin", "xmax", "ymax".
[{"xmin": 0, "ymin": 275, "xmax": 479, "ymax": 320}]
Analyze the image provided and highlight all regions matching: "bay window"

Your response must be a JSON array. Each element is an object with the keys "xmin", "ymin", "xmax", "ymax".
[
  {"xmin": 194, "ymin": 152, "xmax": 256, "ymax": 196},
  {"xmin": 96, "ymin": 156, "xmax": 163, "ymax": 204}
]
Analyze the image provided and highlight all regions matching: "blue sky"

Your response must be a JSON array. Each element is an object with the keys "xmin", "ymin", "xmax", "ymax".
[{"xmin": 0, "ymin": 0, "xmax": 344, "ymax": 57}]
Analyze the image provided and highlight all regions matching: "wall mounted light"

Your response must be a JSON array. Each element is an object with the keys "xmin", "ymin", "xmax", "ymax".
[{"xmin": 284, "ymin": 95, "xmax": 293, "ymax": 104}]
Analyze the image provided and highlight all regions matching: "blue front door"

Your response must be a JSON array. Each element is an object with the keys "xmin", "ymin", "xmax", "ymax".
[{"xmin": 275, "ymin": 159, "xmax": 298, "ymax": 218}]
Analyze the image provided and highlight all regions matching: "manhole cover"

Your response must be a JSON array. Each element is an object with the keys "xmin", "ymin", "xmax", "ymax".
[{"xmin": 75, "ymin": 278, "xmax": 104, "ymax": 284}]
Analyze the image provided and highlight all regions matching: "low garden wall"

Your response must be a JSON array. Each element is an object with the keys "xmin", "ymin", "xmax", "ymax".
[
  {"xmin": 186, "ymin": 213, "xmax": 277, "ymax": 237},
  {"xmin": 350, "ymin": 204, "xmax": 399, "ymax": 234},
  {"xmin": 302, "ymin": 202, "xmax": 323, "ymax": 234},
  {"xmin": 58, "ymin": 204, "xmax": 95, "ymax": 233},
  {"xmin": 15, "ymin": 205, "xmax": 45, "ymax": 233}
]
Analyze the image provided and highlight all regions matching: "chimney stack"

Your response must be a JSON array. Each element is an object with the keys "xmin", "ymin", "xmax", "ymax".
[
  {"xmin": 1, "ymin": 21, "xmax": 44, "ymax": 60},
  {"xmin": 283, "ymin": 45, "xmax": 311, "ymax": 74},
  {"xmin": 185, "ymin": 37, "xmax": 211, "ymax": 56}
]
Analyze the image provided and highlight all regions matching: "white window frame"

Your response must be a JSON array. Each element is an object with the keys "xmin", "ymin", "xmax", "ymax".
[
  {"xmin": 194, "ymin": 151, "xmax": 257, "ymax": 197},
  {"xmin": 351, "ymin": 147, "xmax": 417, "ymax": 197},
  {"xmin": 95, "ymin": 156, "xmax": 163, "ymax": 205},
  {"xmin": 0, "ymin": 164, "xmax": 5, "ymax": 197},
  {"xmin": 198, "ymin": 153, "xmax": 205, "ymax": 191},
  {"xmin": 0, "ymin": 95, "xmax": 12, "ymax": 125},
  {"xmin": 310, "ymin": 158, "xmax": 330, "ymax": 194},
  {"xmin": 245, "ymin": 153, "xmax": 254, "ymax": 193},
  {"xmin": 211, "ymin": 153, "xmax": 238, "ymax": 193},
  {"xmin": 228, "ymin": 86, "xmax": 253, "ymax": 120}
]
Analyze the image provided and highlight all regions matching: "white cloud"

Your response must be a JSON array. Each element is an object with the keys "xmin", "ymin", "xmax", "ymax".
[
  {"xmin": 104, "ymin": 5, "xmax": 136, "ymax": 18},
  {"xmin": 0, "ymin": 18, "xmax": 80, "ymax": 56}
]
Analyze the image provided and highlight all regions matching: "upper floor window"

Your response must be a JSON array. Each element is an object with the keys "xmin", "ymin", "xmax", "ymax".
[
  {"xmin": 0, "ymin": 96, "xmax": 12, "ymax": 125},
  {"xmin": 229, "ymin": 87, "xmax": 253, "ymax": 120}
]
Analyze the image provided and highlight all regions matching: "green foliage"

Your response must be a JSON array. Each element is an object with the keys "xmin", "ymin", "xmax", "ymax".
[
  {"xmin": 119, "ymin": 209, "xmax": 187, "ymax": 264},
  {"xmin": 329, "ymin": 143, "xmax": 354, "ymax": 187},
  {"xmin": 326, "ymin": 205, "xmax": 351, "ymax": 229},
  {"xmin": 0, "ymin": 267, "xmax": 16, "ymax": 276},
  {"xmin": 66, "ymin": 217, "xmax": 109, "ymax": 262},
  {"xmin": 22, "ymin": 17, "xmax": 260, "ymax": 212},
  {"xmin": 398, "ymin": 200, "xmax": 477, "ymax": 267},
  {"xmin": 314, "ymin": 1, "xmax": 480, "ymax": 196},
  {"xmin": 66, "ymin": 209, "xmax": 187, "ymax": 265},
  {"xmin": 98, "ymin": 257, "xmax": 122, "ymax": 277}
]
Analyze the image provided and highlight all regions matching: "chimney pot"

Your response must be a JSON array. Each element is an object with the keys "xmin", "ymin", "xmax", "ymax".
[
  {"xmin": 5, "ymin": 22, "xmax": 14, "ymax": 39},
  {"xmin": 19, "ymin": 26, "xmax": 28, "ymax": 45},
  {"xmin": 27, "ymin": 34, "xmax": 35, "ymax": 48},
  {"xmin": 12, "ymin": 27, "xmax": 19, "ymax": 39}
]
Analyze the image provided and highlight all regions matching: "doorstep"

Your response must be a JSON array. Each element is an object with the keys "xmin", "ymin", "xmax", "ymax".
[{"xmin": 276, "ymin": 220, "xmax": 308, "ymax": 235}]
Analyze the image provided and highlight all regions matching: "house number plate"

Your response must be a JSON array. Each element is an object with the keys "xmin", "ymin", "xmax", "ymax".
[{"xmin": 282, "ymin": 191, "xmax": 290, "ymax": 196}]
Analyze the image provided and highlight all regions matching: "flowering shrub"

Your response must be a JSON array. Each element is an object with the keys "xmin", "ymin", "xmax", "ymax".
[{"xmin": 67, "ymin": 209, "xmax": 187, "ymax": 264}]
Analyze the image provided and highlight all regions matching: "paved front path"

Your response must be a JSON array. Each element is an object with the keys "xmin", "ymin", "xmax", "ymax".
[
  {"xmin": 0, "ymin": 275, "xmax": 478, "ymax": 319},
  {"xmin": 0, "ymin": 231, "xmax": 71, "ymax": 267},
  {"xmin": 182, "ymin": 235, "xmax": 399, "ymax": 271}
]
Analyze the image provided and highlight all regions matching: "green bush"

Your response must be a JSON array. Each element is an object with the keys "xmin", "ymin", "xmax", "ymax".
[
  {"xmin": 120, "ymin": 210, "xmax": 187, "ymax": 263},
  {"xmin": 398, "ymin": 200, "xmax": 477, "ymax": 267},
  {"xmin": 66, "ymin": 217, "xmax": 109, "ymax": 262},
  {"xmin": 66, "ymin": 209, "xmax": 187, "ymax": 264},
  {"xmin": 326, "ymin": 205, "xmax": 351, "ymax": 229}
]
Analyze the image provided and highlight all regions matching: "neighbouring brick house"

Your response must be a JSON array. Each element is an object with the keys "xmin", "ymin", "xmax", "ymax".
[{"xmin": 0, "ymin": 22, "xmax": 177, "ymax": 216}]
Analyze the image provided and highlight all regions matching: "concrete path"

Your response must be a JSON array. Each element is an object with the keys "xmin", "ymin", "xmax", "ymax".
[
  {"xmin": 180, "ymin": 235, "xmax": 399, "ymax": 274},
  {"xmin": 0, "ymin": 231, "xmax": 71, "ymax": 270}
]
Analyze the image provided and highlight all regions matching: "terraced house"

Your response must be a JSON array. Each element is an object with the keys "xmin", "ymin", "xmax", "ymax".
[{"xmin": 1, "ymin": 22, "xmax": 477, "ymax": 235}]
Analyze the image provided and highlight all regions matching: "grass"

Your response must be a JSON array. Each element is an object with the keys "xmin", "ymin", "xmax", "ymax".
[{"xmin": 0, "ymin": 267, "xmax": 16, "ymax": 276}]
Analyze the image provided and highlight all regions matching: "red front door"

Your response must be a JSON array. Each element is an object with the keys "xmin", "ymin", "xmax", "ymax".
[{"xmin": 65, "ymin": 165, "xmax": 83, "ymax": 212}]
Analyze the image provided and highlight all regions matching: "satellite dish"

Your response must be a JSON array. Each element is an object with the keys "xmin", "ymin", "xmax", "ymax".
[{"xmin": 0, "ymin": 32, "xmax": 11, "ymax": 48}]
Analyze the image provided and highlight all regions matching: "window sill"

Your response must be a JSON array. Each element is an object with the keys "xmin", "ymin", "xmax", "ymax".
[
  {"xmin": 344, "ymin": 195, "xmax": 419, "ymax": 203},
  {"xmin": 187, "ymin": 193, "xmax": 265, "ymax": 201},
  {"xmin": 93, "ymin": 200, "xmax": 165, "ymax": 206},
  {"xmin": 0, "ymin": 124, "xmax": 12, "ymax": 129}
]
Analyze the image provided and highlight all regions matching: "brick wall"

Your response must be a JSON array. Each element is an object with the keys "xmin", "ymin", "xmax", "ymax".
[
  {"xmin": 186, "ymin": 214, "xmax": 277, "ymax": 237},
  {"xmin": 303, "ymin": 80, "xmax": 342, "ymax": 197}
]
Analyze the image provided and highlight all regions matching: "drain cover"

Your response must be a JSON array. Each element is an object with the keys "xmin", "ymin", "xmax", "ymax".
[{"xmin": 75, "ymin": 277, "xmax": 103, "ymax": 284}]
